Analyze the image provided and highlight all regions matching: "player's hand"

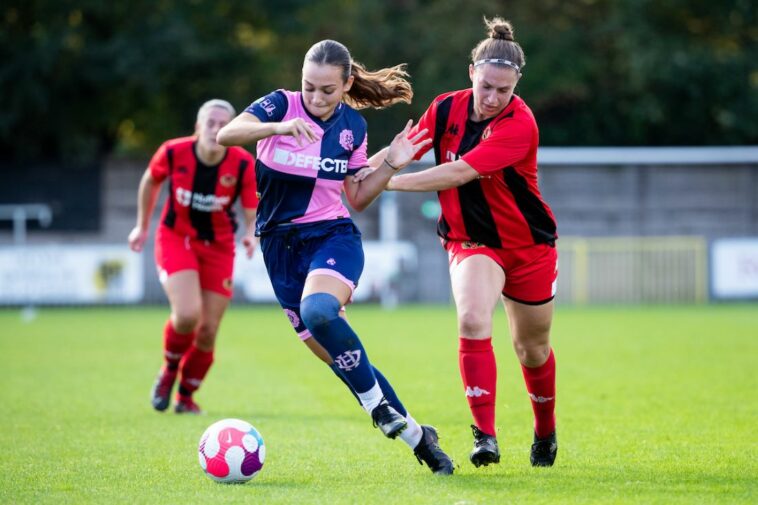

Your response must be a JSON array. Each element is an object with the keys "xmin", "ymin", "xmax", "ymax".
[
  {"xmin": 128, "ymin": 226, "xmax": 148, "ymax": 252},
  {"xmin": 385, "ymin": 120, "xmax": 431, "ymax": 172},
  {"xmin": 275, "ymin": 118, "xmax": 319, "ymax": 146},
  {"xmin": 242, "ymin": 235, "xmax": 258, "ymax": 259},
  {"xmin": 352, "ymin": 166, "xmax": 377, "ymax": 182}
]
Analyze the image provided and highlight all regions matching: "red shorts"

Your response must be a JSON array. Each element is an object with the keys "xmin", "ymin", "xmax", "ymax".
[
  {"xmin": 155, "ymin": 226, "xmax": 235, "ymax": 298},
  {"xmin": 444, "ymin": 240, "xmax": 558, "ymax": 305}
]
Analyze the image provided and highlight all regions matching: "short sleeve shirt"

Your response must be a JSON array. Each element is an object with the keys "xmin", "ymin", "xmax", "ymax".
[
  {"xmin": 149, "ymin": 137, "xmax": 257, "ymax": 243},
  {"xmin": 245, "ymin": 90, "xmax": 369, "ymax": 235},
  {"xmin": 409, "ymin": 90, "xmax": 557, "ymax": 248}
]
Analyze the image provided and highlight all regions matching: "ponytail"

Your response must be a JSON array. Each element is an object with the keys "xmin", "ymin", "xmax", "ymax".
[
  {"xmin": 305, "ymin": 39, "xmax": 413, "ymax": 110},
  {"xmin": 345, "ymin": 62, "xmax": 413, "ymax": 110}
]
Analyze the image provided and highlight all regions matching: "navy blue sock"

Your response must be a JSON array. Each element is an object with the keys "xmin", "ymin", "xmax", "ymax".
[
  {"xmin": 301, "ymin": 293, "xmax": 377, "ymax": 393},
  {"xmin": 371, "ymin": 366, "xmax": 407, "ymax": 417},
  {"xmin": 328, "ymin": 363, "xmax": 407, "ymax": 417},
  {"xmin": 329, "ymin": 363, "xmax": 360, "ymax": 402}
]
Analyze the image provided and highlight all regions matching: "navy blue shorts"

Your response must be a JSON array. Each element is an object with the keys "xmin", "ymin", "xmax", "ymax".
[{"xmin": 259, "ymin": 218, "xmax": 364, "ymax": 340}]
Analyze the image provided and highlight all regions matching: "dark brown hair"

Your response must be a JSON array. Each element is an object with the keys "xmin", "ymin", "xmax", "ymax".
[
  {"xmin": 304, "ymin": 39, "xmax": 413, "ymax": 109},
  {"xmin": 470, "ymin": 16, "xmax": 525, "ymax": 71}
]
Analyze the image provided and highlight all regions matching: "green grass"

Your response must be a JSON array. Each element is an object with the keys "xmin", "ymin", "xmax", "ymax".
[{"xmin": 1, "ymin": 304, "xmax": 756, "ymax": 504}]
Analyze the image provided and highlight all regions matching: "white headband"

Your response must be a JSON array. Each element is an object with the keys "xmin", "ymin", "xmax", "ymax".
[{"xmin": 473, "ymin": 58, "xmax": 521, "ymax": 71}]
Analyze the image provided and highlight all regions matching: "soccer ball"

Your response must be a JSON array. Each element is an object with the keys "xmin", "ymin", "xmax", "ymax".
[{"xmin": 198, "ymin": 418, "xmax": 265, "ymax": 483}]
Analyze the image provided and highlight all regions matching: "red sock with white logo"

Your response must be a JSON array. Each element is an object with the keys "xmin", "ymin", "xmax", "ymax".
[
  {"xmin": 521, "ymin": 348, "xmax": 556, "ymax": 438},
  {"xmin": 459, "ymin": 337, "xmax": 497, "ymax": 437},
  {"xmin": 164, "ymin": 320, "xmax": 194, "ymax": 370},
  {"xmin": 178, "ymin": 345, "xmax": 214, "ymax": 396}
]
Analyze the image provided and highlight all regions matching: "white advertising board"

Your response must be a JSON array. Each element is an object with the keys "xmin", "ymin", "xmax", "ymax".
[
  {"xmin": 0, "ymin": 245, "xmax": 144, "ymax": 304},
  {"xmin": 711, "ymin": 238, "xmax": 758, "ymax": 299}
]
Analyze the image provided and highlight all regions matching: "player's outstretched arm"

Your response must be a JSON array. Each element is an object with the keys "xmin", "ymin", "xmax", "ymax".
[
  {"xmin": 344, "ymin": 120, "xmax": 429, "ymax": 211},
  {"xmin": 387, "ymin": 159, "xmax": 479, "ymax": 192}
]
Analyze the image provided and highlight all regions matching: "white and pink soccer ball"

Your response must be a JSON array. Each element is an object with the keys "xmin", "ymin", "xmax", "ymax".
[{"xmin": 198, "ymin": 418, "xmax": 265, "ymax": 483}]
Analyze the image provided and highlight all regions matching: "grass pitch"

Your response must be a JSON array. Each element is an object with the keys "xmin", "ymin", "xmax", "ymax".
[{"xmin": 1, "ymin": 304, "xmax": 755, "ymax": 504}]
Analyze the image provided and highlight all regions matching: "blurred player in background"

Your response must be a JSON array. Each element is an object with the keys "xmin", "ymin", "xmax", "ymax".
[
  {"xmin": 217, "ymin": 39, "xmax": 454, "ymax": 474},
  {"xmin": 369, "ymin": 17, "xmax": 559, "ymax": 467},
  {"xmin": 128, "ymin": 99, "xmax": 258, "ymax": 414}
]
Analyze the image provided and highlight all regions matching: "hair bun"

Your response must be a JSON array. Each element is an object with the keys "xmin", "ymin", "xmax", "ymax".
[
  {"xmin": 491, "ymin": 24, "xmax": 514, "ymax": 41},
  {"xmin": 472, "ymin": 17, "xmax": 524, "ymax": 69}
]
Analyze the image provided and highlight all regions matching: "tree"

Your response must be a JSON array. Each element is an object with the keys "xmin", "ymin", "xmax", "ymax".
[{"xmin": 1, "ymin": 0, "xmax": 755, "ymax": 166}]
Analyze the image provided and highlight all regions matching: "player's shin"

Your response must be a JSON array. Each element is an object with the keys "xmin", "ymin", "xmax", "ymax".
[
  {"xmin": 302, "ymin": 293, "xmax": 407, "ymax": 438},
  {"xmin": 178, "ymin": 345, "xmax": 214, "ymax": 398},
  {"xmin": 301, "ymin": 293, "xmax": 379, "ymax": 406},
  {"xmin": 521, "ymin": 348, "xmax": 556, "ymax": 438},
  {"xmin": 459, "ymin": 337, "xmax": 497, "ymax": 436},
  {"xmin": 164, "ymin": 319, "xmax": 195, "ymax": 369}
]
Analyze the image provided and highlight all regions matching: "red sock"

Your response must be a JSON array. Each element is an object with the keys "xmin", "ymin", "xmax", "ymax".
[
  {"xmin": 521, "ymin": 348, "xmax": 556, "ymax": 438},
  {"xmin": 178, "ymin": 345, "xmax": 214, "ymax": 396},
  {"xmin": 163, "ymin": 320, "xmax": 194, "ymax": 370},
  {"xmin": 459, "ymin": 337, "xmax": 497, "ymax": 436}
]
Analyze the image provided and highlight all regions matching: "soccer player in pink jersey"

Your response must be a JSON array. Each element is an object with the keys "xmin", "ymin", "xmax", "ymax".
[
  {"xmin": 217, "ymin": 40, "xmax": 454, "ymax": 474},
  {"xmin": 129, "ymin": 99, "xmax": 258, "ymax": 415},
  {"xmin": 364, "ymin": 17, "xmax": 559, "ymax": 467}
]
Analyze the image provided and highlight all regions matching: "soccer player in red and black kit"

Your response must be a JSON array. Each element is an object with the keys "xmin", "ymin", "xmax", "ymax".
[
  {"xmin": 128, "ymin": 99, "xmax": 258, "ymax": 414},
  {"xmin": 365, "ymin": 17, "xmax": 559, "ymax": 467}
]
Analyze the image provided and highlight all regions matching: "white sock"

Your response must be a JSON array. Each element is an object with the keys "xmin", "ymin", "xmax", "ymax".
[
  {"xmin": 356, "ymin": 381, "xmax": 383, "ymax": 413},
  {"xmin": 399, "ymin": 414, "xmax": 423, "ymax": 449}
]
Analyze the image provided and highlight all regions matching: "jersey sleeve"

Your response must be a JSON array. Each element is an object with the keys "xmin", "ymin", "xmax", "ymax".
[
  {"xmin": 148, "ymin": 142, "xmax": 170, "ymax": 182},
  {"xmin": 346, "ymin": 132, "xmax": 368, "ymax": 176},
  {"xmin": 244, "ymin": 90, "xmax": 288, "ymax": 123},
  {"xmin": 240, "ymin": 153, "xmax": 259, "ymax": 209},
  {"xmin": 462, "ymin": 118, "xmax": 535, "ymax": 175},
  {"xmin": 408, "ymin": 100, "xmax": 437, "ymax": 161}
]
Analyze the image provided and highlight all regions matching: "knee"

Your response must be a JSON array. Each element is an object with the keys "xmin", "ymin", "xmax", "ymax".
[
  {"xmin": 172, "ymin": 310, "xmax": 200, "ymax": 334},
  {"xmin": 512, "ymin": 339, "xmax": 551, "ymax": 367},
  {"xmin": 457, "ymin": 307, "xmax": 491, "ymax": 338},
  {"xmin": 300, "ymin": 293, "xmax": 341, "ymax": 330},
  {"xmin": 195, "ymin": 322, "xmax": 219, "ymax": 351}
]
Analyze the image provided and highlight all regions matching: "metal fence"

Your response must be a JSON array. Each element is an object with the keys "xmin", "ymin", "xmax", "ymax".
[{"xmin": 556, "ymin": 236, "xmax": 708, "ymax": 304}]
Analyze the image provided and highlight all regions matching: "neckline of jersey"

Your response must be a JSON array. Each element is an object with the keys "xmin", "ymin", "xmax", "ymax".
[{"xmin": 193, "ymin": 140, "xmax": 229, "ymax": 169}]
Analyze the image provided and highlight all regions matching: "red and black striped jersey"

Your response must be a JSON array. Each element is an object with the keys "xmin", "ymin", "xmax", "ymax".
[
  {"xmin": 149, "ymin": 136, "xmax": 258, "ymax": 243},
  {"xmin": 411, "ymin": 89, "xmax": 557, "ymax": 249}
]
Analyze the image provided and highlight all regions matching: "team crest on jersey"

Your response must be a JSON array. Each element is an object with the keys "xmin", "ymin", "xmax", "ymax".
[
  {"xmin": 220, "ymin": 174, "xmax": 237, "ymax": 187},
  {"xmin": 481, "ymin": 125, "xmax": 492, "ymax": 140},
  {"xmin": 338, "ymin": 129, "xmax": 354, "ymax": 151}
]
